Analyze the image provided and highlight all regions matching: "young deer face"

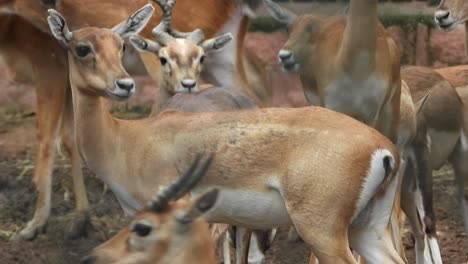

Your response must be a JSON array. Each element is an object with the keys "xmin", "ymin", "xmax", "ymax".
[
  {"xmin": 128, "ymin": 0, "xmax": 232, "ymax": 96},
  {"xmin": 435, "ymin": 0, "xmax": 468, "ymax": 30},
  {"xmin": 264, "ymin": 0, "xmax": 322, "ymax": 73},
  {"xmin": 84, "ymin": 196, "xmax": 217, "ymax": 264},
  {"xmin": 81, "ymin": 154, "xmax": 217, "ymax": 264},
  {"xmin": 47, "ymin": 4, "xmax": 154, "ymax": 100}
]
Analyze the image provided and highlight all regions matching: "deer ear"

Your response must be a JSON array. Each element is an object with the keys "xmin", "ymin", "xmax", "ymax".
[
  {"xmin": 112, "ymin": 4, "xmax": 155, "ymax": 38},
  {"xmin": 129, "ymin": 36, "xmax": 161, "ymax": 53},
  {"xmin": 47, "ymin": 9, "xmax": 72, "ymax": 48},
  {"xmin": 201, "ymin": 33, "xmax": 233, "ymax": 53},
  {"xmin": 176, "ymin": 189, "xmax": 219, "ymax": 224},
  {"xmin": 264, "ymin": 0, "xmax": 297, "ymax": 25}
]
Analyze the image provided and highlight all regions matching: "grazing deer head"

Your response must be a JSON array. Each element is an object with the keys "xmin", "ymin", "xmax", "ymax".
[
  {"xmin": 47, "ymin": 4, "xmax": 154, "ymax": 101},
  {"xmin": 82, "ymin": 154, "xmax": 218, "ymax": 264},
  {"xmin": 129, "ymin": 0, "xmax": 233, "ymax": 95}
]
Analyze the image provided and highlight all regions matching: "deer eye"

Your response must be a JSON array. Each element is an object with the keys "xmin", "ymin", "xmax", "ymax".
[
  {"xmin": 75, "ymin": 45, "xmax": 92, "ymax": 58},
  {"xmin": 159, "ymin": 57, "xmax": 168, "ymax": 66},
  {"xmin": 132, "ymin": 222, "xmax": 152, "ymax": 237},
  {"xmin": 123, "ymin": 43, "xmax": 127, "ymax": 53},
  {"xmin": 200, "ymin": 55, "xmax": 205, "ymax": 64}
]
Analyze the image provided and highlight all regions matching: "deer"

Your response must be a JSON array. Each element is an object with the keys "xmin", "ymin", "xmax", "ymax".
[
  {"xmin": 435, "ymin": 0, "xmax": 468, "ymax": 55},
  {"xmin": 400, "ymin": 66, "xmax": 464, "ymax": 264},
  {"xmin": 48, "ymin": 6, "xmax": 405, "ymax": 264},
  {"xmin": 0, "ymin": 14, "xmax": 90, "ymax": 241},
  {"xmin": 81, "ymin": 154, "xmax": 219, "ymax": 264},
  {"xmin": 128, "ymin": 1, "xmax": 271, "ymax": 263},
  {"xmin": 262, "ymin": 0, "xmax": 418, "ymax": 261},
  {"xmin": 432, "ymin": 65, "xmax": 468, "ymax": 234},
  {"xmin": 0, "ymin": 0, "xmax": 271, "ymax": 241},
  {"xmin": 3, "ymin": 0, "xmax": 272, "ymax": 108}
]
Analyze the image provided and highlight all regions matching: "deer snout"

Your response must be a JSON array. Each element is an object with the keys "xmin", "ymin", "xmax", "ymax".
[
  {"xmin": 80, "ymin": 255, "xmax": 96, "ymax": 264},
  {"xmin": 181, "ymin": 79, "xmax": 197, "ymax": 91},
  {"xmin": 115, "ymin": 78, "xmax": 135, "ymax": 92},
  {"xmin": 278, "ymin": 49, "xmax": 293, "ymax": 62},
  {"xmin": 435, "ymin": 10, "xmax": 451, "ymax": 23}
]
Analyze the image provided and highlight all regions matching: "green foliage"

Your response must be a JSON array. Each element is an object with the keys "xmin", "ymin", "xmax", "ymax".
[{"xmin": 379, "ymin": 13, "xmax": 434, "ymax": 30}]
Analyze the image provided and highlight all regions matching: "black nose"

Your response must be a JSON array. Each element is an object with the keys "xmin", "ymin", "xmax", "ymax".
[
  {"xmin": 278, "ymin": 50, "xmax": 293, "ymax": 61},
  {"xmin": 80, "ymin": 255, "xmax": 96, "ymax": 264},
  {"xmin": 181, "ymin": 79, "xmax": 197, "ymax": 90},
  {"xmin": 116, "ymin": 78, "xmax": 135, "ymax": 92},
  {"xmin": 435, "ymin": 10, "xmax": 450, "ymax": 22}
]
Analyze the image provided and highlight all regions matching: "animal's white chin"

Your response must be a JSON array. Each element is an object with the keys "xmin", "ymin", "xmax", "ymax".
[
  {"xmin": 436, "ymin": 18, "xmax": 465, "ymax": 31},
  {"xmin": 106, "ymin": 87, "xmax": 135, "ymax": 101},
  {"xmin": 174, "ymin": 86, "xmax": 199, "ymax": 93}
]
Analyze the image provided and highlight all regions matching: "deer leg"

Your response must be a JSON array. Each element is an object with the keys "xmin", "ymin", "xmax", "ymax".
[
  {"xmin": 248, "ymin": 229, "xmax": 276, "ymax": 264},
  {"xmin": 288, "ymin": 211, "xmax": 356, "ymax": 263},
  {"xmin": 413, "ymin": 139, "xmax": 443, "ymax": 264},
  {"xmin": 60, "ymin": 88, "xmax": 90, "ymax": 239},
  {"xmin": 16, "ymin": 70, "xmax": 67, "ymax": 240},
  {"xmin": 235, "ymin": 226, "xmax": 251, "ymax": 264},
  {"xmin": 400, "ymin": 154, "xmax": 426, "ymax": 264},
  {"xmin": 449, "ymin": 140, "xmax": 468, "ymax": 233}
]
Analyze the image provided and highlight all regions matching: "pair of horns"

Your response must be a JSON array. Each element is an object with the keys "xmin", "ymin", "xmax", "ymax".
[
  {"xmin": 150, "ymin": 153, "xmax": 214, "ymax": 212},
  {"xmin": 151, "ymin": 0, "xmax": 205, "ymax": 45}
]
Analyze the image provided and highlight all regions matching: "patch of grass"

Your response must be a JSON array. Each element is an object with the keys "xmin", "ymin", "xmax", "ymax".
[{"xmin": 109, "ymin": 103, "xmax": 151, "ymax": 120}]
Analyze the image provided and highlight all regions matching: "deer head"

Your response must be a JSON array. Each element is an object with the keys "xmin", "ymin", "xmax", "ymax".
[
  {"xmin": 435, "ymin": 0, "xmax": 468, "ymax": 31},
  {"xmin": 81, "ymin": 154, "xmax": 218, "ymax": 264},
  {"xmin": 47, "ymin": 4, "xmax": 154, "ymax": 101},
  {"xmin": 263, "ymin": 0, "xmax": 322, "ymax": 74},
  {"xmin": 129, "ymin": 0, "xmax": 233, "ymax": 95}
]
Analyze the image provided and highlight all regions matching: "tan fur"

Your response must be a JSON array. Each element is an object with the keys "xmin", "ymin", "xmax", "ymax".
[
  {"xmin": 403, "ymin": 66, "xmax": 463, "ymax": 135},
  {"xmin": 65, "ymin": 25, "xmax": 400, "ymax": 264},
  {"xmin": 433, "ymin": 65, "xmax": 468, "ymax": 233},
  {"xmin": 400, "ymin": 66, "xmax": 463, "ymax": 262},
  {"xmin": 0, "ymin": 15, "xmax": 89, "ymax": 240},
  {"xmin": 92, "ymin": 203, "xmax": 216, "ymax": 264},
  {"xmin": 266, "ymin": 1, "xmax": 405, "ymax": 261},
  {"xmin": 267, "ymin": 0, "xmax": 401, "ymax": 142},
  {"xmin": 0, "ymin": 1, "xmax": 255, "ymax": 240},
  {"xmin": 1, "ymin": 0, "xmax": 269, "ymax": 108},
  {"xmin": 163, "ymin": 88, "xmax": 257, "ymax": 113},
  {"xmin": 435, "ymin": 0, "xmax": 468, "ymax": 54}
]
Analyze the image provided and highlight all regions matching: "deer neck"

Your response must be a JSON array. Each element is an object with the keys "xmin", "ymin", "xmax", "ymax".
[
  {"xmin": 340, "ymin": 0, "xmax": 378, "ymax": 70},
  {"xmin": 153, "ymin": 79, "xmax": 176, "ymax": 115},
  {"xmin": 68, "ymin": 63, "xmax": 119, "ymax": 172}
]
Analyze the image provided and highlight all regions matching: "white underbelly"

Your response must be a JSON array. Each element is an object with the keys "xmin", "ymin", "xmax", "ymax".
[{"xmin": 202, "ymin": 189, "xmax": 292, "ymax": 229}]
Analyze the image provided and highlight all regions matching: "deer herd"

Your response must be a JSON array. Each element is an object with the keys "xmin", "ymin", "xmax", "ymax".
[{"xmin": 0, "ymin": 0, "xmax": 467, "ymax": 263}]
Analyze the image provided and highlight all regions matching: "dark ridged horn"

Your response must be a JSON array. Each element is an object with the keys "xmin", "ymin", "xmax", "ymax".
[{"xmin": 150, "ymin": 153, "xmax": 214, "ymax": 212}]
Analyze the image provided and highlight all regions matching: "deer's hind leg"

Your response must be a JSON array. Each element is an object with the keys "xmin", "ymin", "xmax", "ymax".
[{"xmin": 16, "ymin": 59, "xmax": 69, "ymax": 240}]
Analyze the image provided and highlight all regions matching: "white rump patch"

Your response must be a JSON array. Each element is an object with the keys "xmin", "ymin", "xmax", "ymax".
[{"xmin": 352, "ymin": 148, "xmax": 395, "ymax": 220}]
